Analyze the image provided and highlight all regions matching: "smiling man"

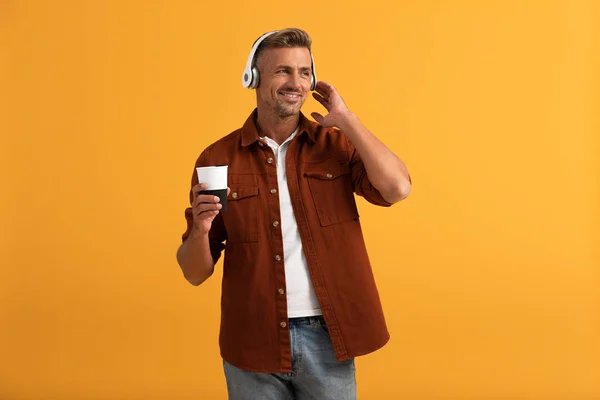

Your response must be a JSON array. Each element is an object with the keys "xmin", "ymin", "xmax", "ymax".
[{"xmin": 177, "ymin": 28, "xmax": 412, "ymax": 399}]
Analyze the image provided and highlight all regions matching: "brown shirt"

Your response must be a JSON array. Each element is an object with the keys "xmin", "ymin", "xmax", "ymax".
[{"xmin": 182, "ymin": 109, "xmax": 396, "ymax": 373}]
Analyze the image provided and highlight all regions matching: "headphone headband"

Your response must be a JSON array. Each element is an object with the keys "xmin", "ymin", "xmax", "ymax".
[
  {"xmin": 242, "ymin": 31, "xmax": 278, "ymax": 88},
  {"xmin": 241, "ymin": 30, "xmax": 317, "ymax": 90}
]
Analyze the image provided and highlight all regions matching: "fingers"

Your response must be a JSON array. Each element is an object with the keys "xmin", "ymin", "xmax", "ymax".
[
  {"xmin": 193, "ymin": 193, "xmax": 222, "ymax": 209},
  {"xmin": 315, "ymin": 80, "xmax": 335, "ymax": 96},
  {"xmin": 316, "ymin": 80, "xmax": 332, "ymax": 90},
  {"xmin": 311, "ymin": 112, "xmax": 325, "ymax": 125},
  {"xmin": 191, "ymin": 183, "xmax": 226, "ymax": 225},
  {"xmin": 195, "ymin": 208, "xmax": 220, "ymax": 220},
  {"xmin": 192, "ymin": 182, "xmax": 207, "ymax": 197},
  {"xmin": 313, "ymin": 82, "xmax": 341, "ymax": 108},
  {"xmin": 193, "ymin": 198, "xmax": 222, "ymax": 220},
  {"xmin": 314, "ymin": 83, "xmax": 328, "ymax": 97},
  {"xmin": 192, "ymin": 183, "xmax": 222, "ymax": 202},
  {"xmin": 312, "ymin": 92, "xmax": 327, "ymax": 107},
  {"xmin": 192, "ymin": 183, "xmax": 222, "ymax": 209}
]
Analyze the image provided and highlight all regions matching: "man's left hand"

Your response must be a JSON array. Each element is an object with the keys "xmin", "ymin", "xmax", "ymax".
[{"xmin": 310, "ymin": 81, "xmax": 353, "ymax": 129}]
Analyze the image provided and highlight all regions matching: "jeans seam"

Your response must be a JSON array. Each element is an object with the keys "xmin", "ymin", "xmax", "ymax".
[{"xmin": 295, "ymin": 321, "xmax": 304, "ymax": 375}]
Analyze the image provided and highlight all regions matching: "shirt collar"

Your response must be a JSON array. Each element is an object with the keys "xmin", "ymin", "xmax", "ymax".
[
  {"xmin": 240, "ymin": 108, "xmax": 318, "ymax": 147},
  {"xmin": 260, "ymin": 125, "xmax": 300, "ymax": 149}
]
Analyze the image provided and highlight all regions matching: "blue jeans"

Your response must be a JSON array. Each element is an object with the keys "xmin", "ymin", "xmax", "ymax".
[{"xmin": 223, "ymin": 316, "xmax": 356, "ymax": 400}]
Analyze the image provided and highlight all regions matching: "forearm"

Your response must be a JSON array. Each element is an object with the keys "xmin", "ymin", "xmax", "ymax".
[
  {"xmin": 339, "ymin": 112, "xmax": 411, "ymax": 203},
  {"xmin": 176, "ymin": 230, "xmax": 215, "ymax": 286}
]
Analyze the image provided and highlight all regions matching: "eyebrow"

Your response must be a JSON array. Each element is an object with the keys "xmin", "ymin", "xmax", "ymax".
[{"xmin": 275, "ymin": 64, "xmax": 312, "ymax": 71}]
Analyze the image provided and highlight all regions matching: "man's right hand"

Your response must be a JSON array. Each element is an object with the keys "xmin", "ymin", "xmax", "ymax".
[{"xmin": 191, "ymin": 183, "xmax": 230, "ymax": 235}]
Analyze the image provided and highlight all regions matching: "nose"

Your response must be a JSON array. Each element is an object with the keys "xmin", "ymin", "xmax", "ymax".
[{"xmin": 289, "ymin": 71, "xmax": 303, "ymax": 90}]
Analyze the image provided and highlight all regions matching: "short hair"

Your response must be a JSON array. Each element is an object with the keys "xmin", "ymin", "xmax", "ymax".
[{"xmin": 253, "ymin": 28, "xmax": 312, "ymax": 69}]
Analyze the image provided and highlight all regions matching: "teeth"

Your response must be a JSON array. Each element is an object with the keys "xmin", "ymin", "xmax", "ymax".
[{"xmin": 282, "ymin": 93, "xmax": 299, "ymax": 98}]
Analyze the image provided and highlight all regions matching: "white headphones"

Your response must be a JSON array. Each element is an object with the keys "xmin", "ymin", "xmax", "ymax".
[{"xmin": 241, "ymin": 30, "xmax": 317, "ymax": 90}]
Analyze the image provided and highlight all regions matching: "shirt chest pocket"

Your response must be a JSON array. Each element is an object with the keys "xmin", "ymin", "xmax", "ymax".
[
  {"xmin": 223, "ymin": 184, "xmax": 260, "ymax": 243},
  {"xmin": 304, "ymin": 162, "xmax": 359, "ymax": 227}
]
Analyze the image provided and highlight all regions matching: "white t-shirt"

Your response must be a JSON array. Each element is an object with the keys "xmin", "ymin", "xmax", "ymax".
[{"xmin": 260, "ymin": 128, "xmax": 322, "ymax": 318}]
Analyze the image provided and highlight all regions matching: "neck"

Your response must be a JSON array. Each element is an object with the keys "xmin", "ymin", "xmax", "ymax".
[{"xmin": 255, "ymin": 108, "xmax": 300, "ymax": 145}]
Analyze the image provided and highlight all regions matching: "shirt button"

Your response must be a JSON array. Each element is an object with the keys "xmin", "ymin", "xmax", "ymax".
[
  {"xmin": 273, "ymin": 221, "xmax": 279, "ymax": 227},
  {"xmin": 267, "ymin": 157, "xmax": 273, "ymax": 164},
  {"xmin": 270, "ymin": 188, "xmax": 277, "ymax": 194},
  {"xmin": 231, "ymin": 192, "xmax": 238, "ymax": 199},
  {"xmin": 275, "ymin": 255, "xmax": 281, "ymax": 261},
  {"xmin": 258, "ymin": 142, "xmax": 264, "ymax": 147},
  {"xmin": 326, "ymin": 172, "xmax": 333, "ymax": 178},
  {"xmin": 280, "ymin": 321, "xmax": 287, "ymax": 328},
  {"xmin": 278, "ymin": 288, "xmax": 285, "ymax": 295}
]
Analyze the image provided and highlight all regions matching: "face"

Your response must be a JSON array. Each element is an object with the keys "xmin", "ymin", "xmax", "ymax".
[{"xmin": 255, "ymin": 47, "xmax": 313, "ymax": 119}]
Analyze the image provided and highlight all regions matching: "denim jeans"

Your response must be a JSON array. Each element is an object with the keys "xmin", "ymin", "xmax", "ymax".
[{"xmin": 223, "ymin": 316, "xmax": 356, "ymax": 399}]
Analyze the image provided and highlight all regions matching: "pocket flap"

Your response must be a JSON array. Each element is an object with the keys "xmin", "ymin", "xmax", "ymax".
[
  {"xmin": 229, "ymin": 185, "xmax": 259, "ymax": 201},
  {"xmin": 304, "ymin": 162, "xmax": 350, "ymax": 180}
]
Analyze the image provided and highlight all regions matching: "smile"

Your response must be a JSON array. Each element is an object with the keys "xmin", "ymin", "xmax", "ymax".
[{"xmin": 279, "ymin": 92, "xmax": 301, "ymax": 99}]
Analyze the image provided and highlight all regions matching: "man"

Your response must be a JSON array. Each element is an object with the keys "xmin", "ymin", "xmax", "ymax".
[{"xmin": 177, "ymin": 28, "xmax": 411, "ymax": 399}]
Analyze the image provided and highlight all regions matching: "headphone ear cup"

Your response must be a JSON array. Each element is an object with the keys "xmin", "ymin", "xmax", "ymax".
[
  {"xmin": 242, "ymin": 68, "xmax": 252, "ymax": 88},
  {"xmin": 243, "ymin": 31, "xmax": 278, "ymax": 89},
  {"xmin": 310, "ymin": 53, "xmax": 317, "ymax": 91},
  {"xmin": 250, "ymin": 66, "xmax": 259, "ymax": 89}
]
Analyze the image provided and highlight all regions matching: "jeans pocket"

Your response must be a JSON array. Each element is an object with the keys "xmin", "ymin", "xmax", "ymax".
[{"xmin": 317, "ymin": 317, "xmax": 330, "ymax": 336}]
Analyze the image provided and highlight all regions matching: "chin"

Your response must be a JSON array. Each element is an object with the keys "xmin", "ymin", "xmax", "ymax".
[{"xmin": 276, "ymin": 105, "xmax": 301, "ymax": 119}]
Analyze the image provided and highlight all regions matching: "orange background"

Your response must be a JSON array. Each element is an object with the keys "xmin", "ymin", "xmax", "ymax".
[{"xmin": 1, "ymin": 1, "xmax": 599, "ymax": 399}]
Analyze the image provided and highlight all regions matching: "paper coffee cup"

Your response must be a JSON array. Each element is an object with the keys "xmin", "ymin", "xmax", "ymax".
[{"xmin": 196, "ymin": 165, "xmax": 228, "ymax": 211}]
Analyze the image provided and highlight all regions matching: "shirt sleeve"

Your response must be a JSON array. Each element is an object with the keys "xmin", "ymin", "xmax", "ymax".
[
  {"xmin": 181, "ymin": 148, "xmax": 227, "ymax": 264},
  {"xmin": 346, "ymin": 137, "xmax": 396, "ymax": 207}
]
